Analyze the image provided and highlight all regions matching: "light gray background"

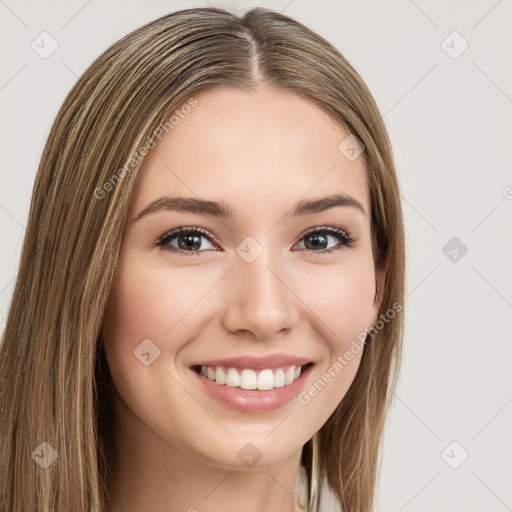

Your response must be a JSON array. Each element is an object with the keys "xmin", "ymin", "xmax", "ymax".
[{"xmin": 1, "ymin": 1, "xmax": 511, "ymax": 511}]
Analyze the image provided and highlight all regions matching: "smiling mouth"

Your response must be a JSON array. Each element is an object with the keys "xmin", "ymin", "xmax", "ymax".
[{"xmin": 191, "ymin": 362, "xmax": 314, "ymax": 391}]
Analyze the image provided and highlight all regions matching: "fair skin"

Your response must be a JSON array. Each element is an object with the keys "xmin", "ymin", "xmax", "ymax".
[{"xmin": 103, "ymin": 85, "xmax": 385, "ymax": 512}]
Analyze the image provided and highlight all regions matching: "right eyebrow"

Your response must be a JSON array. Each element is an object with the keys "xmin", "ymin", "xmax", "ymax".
[{"xmin": 134, "ymin": 196, "xmax": 233, "ymax": 222}]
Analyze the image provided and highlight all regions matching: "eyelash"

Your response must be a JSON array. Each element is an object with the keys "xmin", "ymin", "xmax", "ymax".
[{"xmin": 155, "ymin": 224, "xmax": 357, "ymax": 257}]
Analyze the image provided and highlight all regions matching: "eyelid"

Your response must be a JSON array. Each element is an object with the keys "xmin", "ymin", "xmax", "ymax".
[
  {"xmin": 159, "ymin": 225, "xmax": 219, "ymax": 244},
  {"xmin": 296, "ymin": 224, "xmax": 350, "ymax": 243}
]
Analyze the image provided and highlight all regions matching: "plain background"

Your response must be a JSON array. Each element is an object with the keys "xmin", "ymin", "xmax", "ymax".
[{"xmin": 1, "ymin": 1, "xmax": 511, "ymax": 510}]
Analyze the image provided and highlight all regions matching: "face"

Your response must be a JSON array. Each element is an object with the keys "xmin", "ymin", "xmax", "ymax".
[{"xmin": 104, "ymin": 85, "xmax": 384, "ymax": 471}]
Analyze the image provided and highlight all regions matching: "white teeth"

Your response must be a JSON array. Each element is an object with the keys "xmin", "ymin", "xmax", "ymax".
[
  {"xmin": 215, "ymin": 367, "xmax": 226, "ymax": 385},
  {"xmin": 285, "ymin": 366, "xmax": 295, "ymax": 385},
  {"xmin": 257, "ymin": 369, "xmax": 274, "ymax": 390},
  {"xmin": 225, "ymin": 368, "xmax": 240, "ymax": 387},
  {"xmin": 273, "ymin": 368, "xmax": 285, "ymax": 388},
  {"xmin": 240, "ymin": 369, "xmax": 257, "ymax": 390},
  {"xmin": 197, "ymin": 363, "xmax": 307, "ymax": 390}
]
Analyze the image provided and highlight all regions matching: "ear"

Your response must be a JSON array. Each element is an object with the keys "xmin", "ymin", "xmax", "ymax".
[{"xmin": 368, "ymin": 257, "xmax": 387, "ymax": 327}]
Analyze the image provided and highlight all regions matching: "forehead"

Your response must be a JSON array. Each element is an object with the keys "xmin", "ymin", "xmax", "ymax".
[{"xmin": 130, "ymin": 86, "xmax": 370, "ymax": 221}]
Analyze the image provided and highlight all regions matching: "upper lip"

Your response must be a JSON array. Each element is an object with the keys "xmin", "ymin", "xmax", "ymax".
[{"xmin": 191, "ymin": 353, "xmax": 313, "ymax": 370}]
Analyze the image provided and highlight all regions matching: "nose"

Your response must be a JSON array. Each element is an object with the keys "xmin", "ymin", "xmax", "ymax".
[{"xmin": 220, "ymin": 249, "xmax": 300, "ymax": 340}]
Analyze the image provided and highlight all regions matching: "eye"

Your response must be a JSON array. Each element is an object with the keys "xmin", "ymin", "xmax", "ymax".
[
  {"xmin": 293, "ymin": 225, "xmax": 356, "ymax": 256},
  {"xmin": 155, "ymin": 226, "xmax": 219, "ymax": 256}
]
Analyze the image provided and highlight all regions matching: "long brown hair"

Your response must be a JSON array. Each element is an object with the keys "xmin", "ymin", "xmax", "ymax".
[{"xmin": 0, "ymin": 7, "xmax": 405, "ymax": 512}]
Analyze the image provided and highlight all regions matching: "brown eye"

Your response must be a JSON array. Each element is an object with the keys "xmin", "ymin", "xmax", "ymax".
[
  {"xmin": 294, "ymin": 226, "xmax": 356, "ymax": 255},
  {"xmin": 156, "ymin": 226, "xmax": 218, "ymax": 256}
]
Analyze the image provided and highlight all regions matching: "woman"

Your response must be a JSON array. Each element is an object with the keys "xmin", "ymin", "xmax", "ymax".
[{"xmin": 0, "ymin": 7, "xmax": 405, "ymax": 512}]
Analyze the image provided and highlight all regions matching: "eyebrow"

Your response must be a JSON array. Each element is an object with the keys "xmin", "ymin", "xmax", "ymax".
[{"xmin": 133, "ymin": 193, "xmax": 366, "ymax": 222}]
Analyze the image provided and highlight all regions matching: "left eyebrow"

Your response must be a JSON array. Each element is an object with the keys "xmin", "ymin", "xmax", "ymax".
[
  {"xmin": 292, "ymin": 193, "xmax": 366, "ymax": 217},
  {"xmin": 133, "ymin": 192, "xmax": 366, "ymax": 222}
]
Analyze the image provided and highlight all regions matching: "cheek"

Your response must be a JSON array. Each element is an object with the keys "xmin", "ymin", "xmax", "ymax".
[
  {"xmin": 290, "ymin": 259, "xmax": 375, "ymax": 422},
  {"xmin": 298, "ymin": 259, "xmax": 376, "ymax": 346},
  {"xmin": 103, "ymin": 254, "xmax": 223, "ymax": 376}
]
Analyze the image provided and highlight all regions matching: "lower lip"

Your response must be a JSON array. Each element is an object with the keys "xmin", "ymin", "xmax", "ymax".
[{"xmin": 191, "ymin": 364, "xmax": 314, "ymax": 413}]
